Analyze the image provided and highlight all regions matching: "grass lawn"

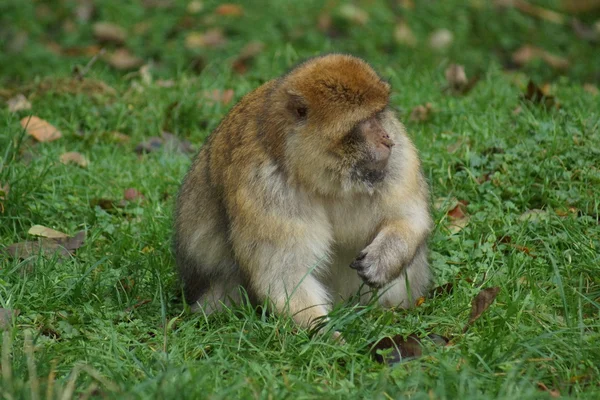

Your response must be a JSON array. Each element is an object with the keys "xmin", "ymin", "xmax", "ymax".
[{"xmin": 1, "ymin": 0, "xmax": 600, "ymax": 398}]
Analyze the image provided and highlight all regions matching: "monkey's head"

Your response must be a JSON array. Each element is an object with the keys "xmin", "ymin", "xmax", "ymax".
[{"xmin": 265, "ymin": 54, "xmax": 396, "ymax": 196}]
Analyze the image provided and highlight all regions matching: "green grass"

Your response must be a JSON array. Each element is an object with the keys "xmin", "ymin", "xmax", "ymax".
[{"xmin": 1, "ymin": 0, "xmax": 600, "ymax": 398}]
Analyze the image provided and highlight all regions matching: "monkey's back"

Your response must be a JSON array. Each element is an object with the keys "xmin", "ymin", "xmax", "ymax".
[{"xmin": 173, "ymin": 79, "xmax": 279, "ymax": 303}]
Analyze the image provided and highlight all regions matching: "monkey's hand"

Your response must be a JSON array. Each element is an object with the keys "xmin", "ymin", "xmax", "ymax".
[{"xmin": 350, "ymin": 220, "xmax": 428, "ymax": 288}]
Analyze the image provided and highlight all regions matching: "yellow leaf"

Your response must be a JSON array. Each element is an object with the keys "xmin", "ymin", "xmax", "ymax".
[
  {"xmin": 60, "ymin": 152, "xmax": 89, "ymax": 168},
  {"xmin": 28, "ymin": 225, "xmax": 69, "ymax": 239},
  {"xmin": 20, "ymin": 116, "xmax": 62, "ymax": 142}
]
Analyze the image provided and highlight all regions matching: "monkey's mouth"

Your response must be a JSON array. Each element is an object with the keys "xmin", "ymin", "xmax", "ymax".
[{"xmin": 350, "ymin": 158, "xmax": 388, "ymax": 186}]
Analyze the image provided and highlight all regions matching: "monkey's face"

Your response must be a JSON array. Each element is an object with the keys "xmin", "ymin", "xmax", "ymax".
[
  {"xmin": 271, "ymin": 54, "xmax": 394, "ymax": 195},
  {"xmin": 337, "ymin": 111, "xmax": 395, "ymax": 186}
]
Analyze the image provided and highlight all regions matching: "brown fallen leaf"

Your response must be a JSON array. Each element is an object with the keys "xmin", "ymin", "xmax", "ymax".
[
  {"xmin": 3, "ymin": 231, "xmax": 86, "ymax": 260},
  {"xmin": 409, "ymin": 103, "xmax": 433, "ymax": 122},
  {"xmin": 124, "ymin": 188, "xmax": 144, "ymax": 201},
  {"xmin": 28, "ymin": 225, "xmax": 69, "ymax": 239},
  {"xmin": 444, "ymin": 64, "xmax": 480, "ymax": 95},
  {"xmin": 7, "ymin": 94, "xmax": 32, "ymax": 112},
  {"xmin": 429, "ymin": 29, "xmax": 453, "ymax": 51},
  {"xmin": 187, "ymin": 0, "xmax": 204, "ymax": 13},
  {"xmin": 215, "ymin": 4, "xmax": 244, "ymax": 16},
  {"xmin": 60, "ymin": 151, "xmax": 89, "ymax": 168},
  {"xmin": 505, "ymin": 0, "xmax": 566, "ymax": 24},
  {"xmin": 0, "ymin": 183, "xmax": 9, "ymax": 213},
  {"xmin": 105, "ymin": 48, "xmax": 143, "ymax": 70},
  {"xmin": 561, "ymin": 0, "xmax": 600, "ymax": 13},
  {"xmin": 75, "ymin": 0, "xmax": 95, "ymax": 23},
  {"xmin": 571, "ymin": 18, "xmax": 599, "ymax": 42},
  {"xmin": 107, "ymin": 131, "xmax": 130, "ymax": 144},
  {"xmin": 393, "ymin": 20, "xmax": 417, "ymax": 47},
  {"xmin": 463, "ymin": 287, "xmax": 500, "ymax": 332},
  {"xmin": 91, "ymin": 198, "xmax": 127, "ymax": 212},
  {"xmin": 203, "ymin": 89, "xmax": 235, "ymax": 106},
  {"xmin": 338, "ymin": 4, "xmax": 369, "ymax": 25},
  {"xmin": 135, "ymin": 132, "xmax": 194, "ymax": 155},
  {"xmin": 583, "ymin": 83, "xmax": 599, "ymax": 96},
  {"xmin": 371, "ymin": 333, "xmax": 449, "ymax": 365},
  {"xmin": 0, "ymin": 308, "xmax": 19, "ymax": 331},
  {"xmin": 447, "ymin": 200, "xmax": 470, "ymax": 234},
  {"xmin": 185, "ymin": 29, "xmax": 227, "ymax": 50},
  {"xmin": 537, "ymin": 382, "xmax": 560, "ymax": 398},
  {"xmin": 445, "ymin": 64, "xmax": 468, "ymax": 90},
  {"xmin": 512, "ymin": 45, "xmax": 569, "ymax": 70},
  {"xmin": 232, "ymin": 41, "xmax": 265, "ymax": 74},
  {"xmin": 93, "ymin": 22, "xmax": 127, "ymax": 44},
  {"xmin": 62, "ymin": 44, "xmax": 102, "ymax": 57},
  {"xmin": 522, "ymin": 80, "xmax": 559, "ymax": 108},
  {"xmin": 519, "ymin": 208, "xmax": 549, "ymax": 223},
  {"xmin": 20, "ymin": 116, "xmax": 62, "ymax": 142}
]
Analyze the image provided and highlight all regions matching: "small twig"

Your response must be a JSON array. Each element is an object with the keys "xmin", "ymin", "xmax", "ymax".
[{"xmin": 74, "ymin": 48, "xmax": 106, "ymax": 80}]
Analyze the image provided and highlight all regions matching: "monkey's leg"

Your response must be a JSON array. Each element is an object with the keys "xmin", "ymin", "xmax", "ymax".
[
  {"xmin": 230, "ymin": 211, "xmax": 333, "ymax": 327},
  {"xmin": 175, "ymin": 155, "xmax": 242, "ymax": 312},
  {"xmin": 377, "ymin": 244, "xmax": 431, "ymax": 308}
]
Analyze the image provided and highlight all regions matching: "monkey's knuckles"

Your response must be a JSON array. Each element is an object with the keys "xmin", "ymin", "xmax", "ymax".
[{"xmin": 350, "ymin": 251, "xmax": 388, "ymax": 288}]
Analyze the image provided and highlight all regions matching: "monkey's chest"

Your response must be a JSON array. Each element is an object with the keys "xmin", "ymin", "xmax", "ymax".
[{"xmin": 325, "ymin": 197, "xmax": 380, "ymax": 250}]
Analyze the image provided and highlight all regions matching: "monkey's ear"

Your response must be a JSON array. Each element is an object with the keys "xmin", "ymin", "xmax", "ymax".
[{"xmin": 286, "ymin": 91, "xmax": 308, "ymax": 121}]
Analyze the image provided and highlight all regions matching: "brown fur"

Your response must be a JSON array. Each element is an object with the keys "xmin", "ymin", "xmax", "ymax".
[{"xmin": 174, "ymin": 54, "xmax": 432, "ymax": 327}]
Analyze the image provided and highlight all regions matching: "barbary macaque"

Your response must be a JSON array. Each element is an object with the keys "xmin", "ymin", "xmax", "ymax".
[{"xmin": 174, "ymin": 54, "xmax": 432, "ymax": 328}]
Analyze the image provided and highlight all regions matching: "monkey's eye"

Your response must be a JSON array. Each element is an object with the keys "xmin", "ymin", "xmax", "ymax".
[{"xmin": 295, "ymin": 106, "xmax": 307, "ymax": 120}]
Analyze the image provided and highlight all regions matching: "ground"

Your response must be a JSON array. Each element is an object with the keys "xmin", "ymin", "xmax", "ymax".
[{"xmin": 1, "ymin": 0, "xmax": 599, "ymax": 398}]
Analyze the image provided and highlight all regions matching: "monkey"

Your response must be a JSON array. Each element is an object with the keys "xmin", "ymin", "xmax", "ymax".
[{"xmin": 173, "ymin": 54, "xmax": 433, "ymax": 329}]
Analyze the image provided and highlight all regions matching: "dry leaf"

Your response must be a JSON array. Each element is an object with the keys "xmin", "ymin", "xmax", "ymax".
[
  {"xmin": 338, "ymin": 4, "xmax": 369, "ymax": 25},
  {"xmin": 522, "ymin": 80, "xmax": 559, "ymax": 108},
  {"xmin": 571, "ymin": 18, "xmax": 599, "ymax": 42},
  {"xmin": 185, "ymin": 29, "xmax": 227, "ymax": 49},
  {"xmin": 20, "ymin": 116, "xmax": 62, "ymax": 142},
  {"xmin": 429, "ymin": 29, "xmax": 453, "ymax": 51},
  {"xmin": 506, "ymin": 0, "xmax": 566, "ymax": 24},
  {"xmin": 409, "ymin": 103, "xmax": 433, "ymax": 122},
  {"xmin": 394, "ymin": 21, "xmax": 417, "ymax": 47},
  {"xmin": 93, "ymin": 22, "xmax": 127, "ymax": 44},
  {"xmin": 415, "ymin": 296, "xmax": 426, "ymax": 306},
  {"xmin": 537, "ymin": 382, "xmax": 560, "ymax": 398},
  {"xmin": 107, "ymin": 131, "xmax": 130, "ymax": 143},
  {"xmin": 445, "ymin": 64, "xmax": 468, "ymax": 89},
  {"xmin": 512, "ymin": 45, "xmax": 569, "ymax": 70},
  {"xmin": 371, "ymin": 333, "xmax": 448, "ymax": 365},
  {"xmin": 187, "ymin": 0, "xmax": 204, "ymax": 14},
  {"xmin": 75, "ymin": 0, "xmax": 95, "ymax": 23},
  {"xmin": 0, "ymin": 309, "xmax": 19, "ymax": 331},
  {"xmin": 105, "ymin": 49, "xmax": 143, "ymax": 70},
  {"xmin": 561, "ymin": 0, "xmax": 600, "ymax": 13},
  {"xmin": 91, "ymin": 198, "xmax": 127, "ymax": 212},
  {"xmin": 446, "ymin": 200, "xmax": 470, "ymax": 234},
  {"xmin": 3, "ymin": 231, "xmax": 86, "ymax": 260},
  {"xmin": 124, "ymin": 188, "xmax": 144, "ymax": 201},
  {"xmin": 203, "ymin": 89, "xmax": 234, "ymax": 106},
  {"xmin": 232, "ymin": 41, "xmax": 265, "ymax": 74},
  {"xmin": 215, "ymin": 4, "xmax": 244, "ymax": 16},
  {"xmin": 7, "ymin": 94, "xmax": 32, "ymax": 112},
  {"xmin": 583, "ymin": 83, "xmax": 599, "ymax": 96},
  {"xmin": 134, "ymin": 132, "xmax": 194, "ymax": 155},
  {"xmin": 519, "ymin": 208, "xmax": 549, "ymax": 222},
  {"xmin": 60, "ymin": 151, "xmax": 89, "ymax": 168},
  {"xmin": 28, "ymin": 225, "xmax": 69, "ymax": 239},
  {"xmin": 0, "ymin": 183, "xmax": 8, "ymax": 213},
  {"xmin": 463, "ymin": 287, "xmax": 500, "ymax": 332}
]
